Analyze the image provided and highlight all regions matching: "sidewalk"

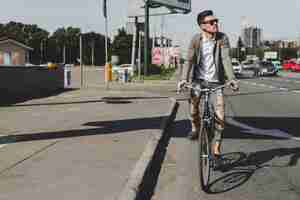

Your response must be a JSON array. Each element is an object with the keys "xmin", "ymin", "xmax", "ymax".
[{"xmin": 0, "ymin": 81, "xmax": 177, "ymax": 200}]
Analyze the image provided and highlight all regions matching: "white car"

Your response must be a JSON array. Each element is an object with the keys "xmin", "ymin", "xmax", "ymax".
[
  {"xmin": 242, "ymin": 60, "xmax": 255, "ymax": 70},
  {"xmin": 232, "ymin": 61, "xmax": 243, "ymax": 76}
]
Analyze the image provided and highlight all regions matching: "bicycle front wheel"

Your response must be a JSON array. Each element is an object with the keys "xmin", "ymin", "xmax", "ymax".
[{"xmin": 199, "ymin": 125, "xmax": 211, "ymax": 191}]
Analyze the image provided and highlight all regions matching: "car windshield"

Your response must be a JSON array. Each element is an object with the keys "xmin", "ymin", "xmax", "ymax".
[
  {"xmin": 261, "ymin": 62, "xmax": 273, "ymax": 67},
  {"xmin": 232, "ymin": 62, "xmax": 239, "ymax": 66}
]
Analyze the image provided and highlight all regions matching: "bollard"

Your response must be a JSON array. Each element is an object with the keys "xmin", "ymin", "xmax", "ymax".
[
  {"xmin": 105, "ymin": 62, "xmax": 112, "ymax": 82},
  {"xmin": 123, "ymin": 69, "xmax": 128, "ymax": 83}
]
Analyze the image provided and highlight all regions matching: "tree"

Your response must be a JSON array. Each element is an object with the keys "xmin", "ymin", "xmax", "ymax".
[
  {"xmin": 236, "ymin": 36, "xmax": 245, "ymax": 62},
  {"xmin": 111, "ymin": 28, "xmax": 133, "ymax": 64},
  {"xmin": 0, "ymin": 21, "xmax": 109, "ymax": 65}
]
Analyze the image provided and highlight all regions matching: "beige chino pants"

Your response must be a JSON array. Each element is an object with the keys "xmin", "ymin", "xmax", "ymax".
[{"xmin": 190, "ymin": 88, "xmax": 225, "ymax": 144}]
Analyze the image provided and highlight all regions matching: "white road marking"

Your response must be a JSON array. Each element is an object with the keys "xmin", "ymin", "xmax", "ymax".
[
  {"xmin": 241, "ymin": 79, "xmax": 300, "ymax": 93},
  {"xmin": 227, "ymin": 118, "xmax": 300, "ymax": 141},
  {"xmin": 279, "ymin": 87, "xmax": 288, "ymax": 91},
  {"xmin": 258, "ymin": 84, "xmax": 267, "ymax": 87}
]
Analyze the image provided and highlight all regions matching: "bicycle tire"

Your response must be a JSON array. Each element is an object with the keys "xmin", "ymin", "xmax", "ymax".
[{"xmin": 198, "ymin": 124, "xmax": 211, "ymax": 191}]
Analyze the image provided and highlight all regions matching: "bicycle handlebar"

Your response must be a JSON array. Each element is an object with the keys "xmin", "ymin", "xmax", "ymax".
[{"xmin": 177, "ymin": 82, "xmax": 230, "ymax": 94}]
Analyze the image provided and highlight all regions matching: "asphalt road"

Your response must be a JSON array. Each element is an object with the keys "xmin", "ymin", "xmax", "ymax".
[{"xmin": 152, "ymin": 74, "xmax": 300, "ymax": 200}]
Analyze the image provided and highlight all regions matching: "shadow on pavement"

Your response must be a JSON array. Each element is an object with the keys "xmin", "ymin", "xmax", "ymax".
[
  {"xmin": 0, "ymin": 116, "xmax": 165, "ymax": 145},
  {"xmin": 207, "ymin": 147, "xmax": 300, "ymax": 194},
  {"xmin": 0, "ymin": 88, "xmax": 78, "ymax": 106},
  {"xmin": 172, "ymin": 116, "xmax": 300, "ymax": 139},
  {"xmin": 4, "ymin": 96, "xmax": 168, "ymax": 107}
]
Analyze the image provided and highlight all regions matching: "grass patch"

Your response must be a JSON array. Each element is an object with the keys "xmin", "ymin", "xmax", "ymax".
[{"xmin": 132, "ymin": 65, "xmax": 176, "ymax": 81}]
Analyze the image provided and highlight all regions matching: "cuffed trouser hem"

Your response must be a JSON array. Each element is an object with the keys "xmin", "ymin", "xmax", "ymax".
[{"xmin": 212, "ymin": 128, "xmax": 223, "ymax": 145}]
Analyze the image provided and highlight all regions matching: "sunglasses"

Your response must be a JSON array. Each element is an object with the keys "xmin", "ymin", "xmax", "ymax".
[{"xmin": 202, "ymin": 19, "xmax": 219, "ymax": 25}]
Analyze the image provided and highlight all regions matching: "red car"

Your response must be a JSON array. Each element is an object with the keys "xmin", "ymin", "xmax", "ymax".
[
  {"xmin": 282, "ymin": 60, "xmax": 297, "ymax": 71},
  {"xmin": 291, "ymin": 63, "xmax": 300, "ymax": 72}
]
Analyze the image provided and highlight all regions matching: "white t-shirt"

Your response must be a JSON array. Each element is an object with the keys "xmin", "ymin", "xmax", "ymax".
[{"xmin": 199, "ymin": 37, "xmax": 218, "ymax": 82}]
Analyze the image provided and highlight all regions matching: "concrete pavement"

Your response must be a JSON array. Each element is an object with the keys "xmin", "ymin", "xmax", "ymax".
[{"xmin": 0, "ymin": 67, "xmax": 179, "ymax": 200}]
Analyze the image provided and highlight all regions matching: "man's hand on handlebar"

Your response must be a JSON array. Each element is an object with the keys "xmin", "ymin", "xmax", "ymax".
[
  {"xmin": 228, "ymin": 79, "xmax": 239, "ymax": 92},
  {"xmin": 177, "ymin": 80, "xmax": 188, "ymax": 93}
]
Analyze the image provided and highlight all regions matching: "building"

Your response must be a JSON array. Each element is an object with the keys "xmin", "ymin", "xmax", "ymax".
[
  {"xmin": 264, "ymin": 39, "xmax": 300, "ymax": 49},
  {"xmin": 242, "ymin": 26, "xmax": 262, "ymax": 48},
  {"xmin": 0, "ymin": 37, "xmax": 33, "ymax": 66}
]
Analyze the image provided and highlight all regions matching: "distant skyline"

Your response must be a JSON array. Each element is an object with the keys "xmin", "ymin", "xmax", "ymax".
[{"xmin": 1, "ymin": 0, "xmax": 300, "ymax": 50}]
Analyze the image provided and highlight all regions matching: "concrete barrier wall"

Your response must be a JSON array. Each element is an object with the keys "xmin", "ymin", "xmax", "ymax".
[{"xmin": 0, "ymin": 66, "xmax": 64, "ymax": 98}]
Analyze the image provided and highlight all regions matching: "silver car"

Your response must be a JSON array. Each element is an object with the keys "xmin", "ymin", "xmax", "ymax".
[{"xmin": 232, "ymin": 61, "xmax": 243, "ymax": 76}]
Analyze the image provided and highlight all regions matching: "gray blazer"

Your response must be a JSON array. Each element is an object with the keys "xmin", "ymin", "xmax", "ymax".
[{"xmin": 181, "ymin": 32, "xmax": 235, "ymax": 83}]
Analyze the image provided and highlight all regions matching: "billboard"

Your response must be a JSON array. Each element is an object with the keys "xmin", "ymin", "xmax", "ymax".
[
  {"xmin": 128, "ymin": 0, "xmax": 190, "ymax": 17},
  {"xmin": 264, "ymin": 51, "xmax": 278, "ymax": 60},
  {"xmin": 150, "ymin": 0, "xmax": 191, "ymax": 11},
  {"xmin": 152, "ymin": 47, "xmax": 181, "ymax": 66}
]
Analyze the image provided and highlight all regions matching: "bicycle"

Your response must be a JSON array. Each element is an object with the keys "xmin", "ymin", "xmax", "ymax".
[{"xmin": 178, "ymin": 82, "xmax": 229, "ymax": 192}]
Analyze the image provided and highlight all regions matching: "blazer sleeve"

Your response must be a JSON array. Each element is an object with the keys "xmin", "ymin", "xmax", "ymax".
[
  {"xmin": 181, "ymin": 34, "xmax": 198, "ymax": 81},
  {"xmin": 221, "ymin": 34, "xmax": 236, "ymax": 81}
]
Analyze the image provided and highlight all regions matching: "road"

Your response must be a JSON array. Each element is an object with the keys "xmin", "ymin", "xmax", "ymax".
[{"xmin": 152, "ymin": 74, "xmax": 300, "ymax": 200}]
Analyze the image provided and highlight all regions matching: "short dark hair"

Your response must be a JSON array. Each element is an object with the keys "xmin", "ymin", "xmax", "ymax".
[{"xmin": 197, "ymin": 10, "xmax": 214, "ymax": 25}]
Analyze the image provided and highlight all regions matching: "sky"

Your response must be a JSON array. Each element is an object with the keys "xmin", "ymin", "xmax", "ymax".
[{"xmin": 2, "ymin": 0, "xmax": 300, "ymax": 51}]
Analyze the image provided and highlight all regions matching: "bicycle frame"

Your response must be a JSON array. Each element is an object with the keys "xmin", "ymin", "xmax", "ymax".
[
  {"xmin": 185, "ymin": 83, "xmax": 226, "ymax": 131},
  {"xmin": 181, "ymin": 82, "xmax": 227, "ymax": 191},
  {"xmin": 201, "ymin": 91, "xmax": 214, "ymax": 131}
]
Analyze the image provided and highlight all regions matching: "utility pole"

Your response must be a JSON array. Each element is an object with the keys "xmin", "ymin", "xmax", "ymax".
[
  {"xmin": 161, "ymin": 15, "xmax": 165, "ymax": 67},
  {"xmin": 80, "ymin": 34, "xmax": 83, "ymax": 88},
  {"xmin": 40, "ymin": 39, "xmax": 43, "ymax": 65},
  {"xmin": 144, "ymin": 1, "xmax": 149, "ymax": 77},
  {"xmin": 138, "ymin": 31, "xmax": 142, "ymax": 81},
  {"xmin": 63, "ymin": 45, "xmax": 66, "ymax": 63},
  {"xmin": 91, "ymin": 39, "xmax": 95, "ymax": 66},
  {"xmin": 131, "ymin": 17, "xmax": 138, "ymax": 72}
]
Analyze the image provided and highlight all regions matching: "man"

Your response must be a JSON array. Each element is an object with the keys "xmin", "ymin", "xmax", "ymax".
[{"xmin": 178, "ymin": 10, "xmax": 239, "ymax": 156}]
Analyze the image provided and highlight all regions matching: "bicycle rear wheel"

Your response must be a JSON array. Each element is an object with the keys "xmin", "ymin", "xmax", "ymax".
[{"xmin": 199, "ymin": 125, "xmax": 211, "ymax": 191}]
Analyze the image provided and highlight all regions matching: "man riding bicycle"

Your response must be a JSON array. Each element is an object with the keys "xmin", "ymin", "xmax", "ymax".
[{"xmin": 178, "ymin": 10, "xmax": 239, "ymax": 157}]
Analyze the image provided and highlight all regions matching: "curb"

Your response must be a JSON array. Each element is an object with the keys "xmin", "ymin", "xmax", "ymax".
[{"xmin": 116, "ymin": 97, "xmax": 179, "ymax": 200}]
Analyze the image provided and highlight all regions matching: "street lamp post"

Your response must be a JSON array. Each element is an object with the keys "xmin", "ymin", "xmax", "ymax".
[{"xmin": 144, "ymin": 0, "xmax": 149, "ymax": 77}]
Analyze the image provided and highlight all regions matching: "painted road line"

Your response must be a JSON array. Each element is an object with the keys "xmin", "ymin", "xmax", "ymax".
[
  {"xmin": 279, "ymin": 87, "xmax": 288, "ymax": 91},
  {"xmin": 227, "ymin": 118, "xmax": 300, "ymax": 141},
  {"xmin": 258, "ymin": 83, "xmax": 267, "ymax": 87}
]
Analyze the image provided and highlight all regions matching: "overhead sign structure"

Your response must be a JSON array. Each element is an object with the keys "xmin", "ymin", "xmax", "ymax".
[
  {"xmin": 149, "ymin": 0, "xmax": 191, "ymax": 13},
  {"xmin": 128, "ymin": 0, "xmax": 191, "ymax": 17}
]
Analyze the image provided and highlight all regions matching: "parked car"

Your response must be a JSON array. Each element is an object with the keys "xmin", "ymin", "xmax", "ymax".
[
  {"xmin": 242, "ymin": 60, "xmax": 254, "ymax": 70},
  {"xmin": 270, "ymin": 60, "xmax": 282, "ymax": 71},
  {"xmin": 282, "ymin": 60, "xmax": 297, "ymax": 71},
  {"xmin": 232, "ymin": 61, "xmax": 243, "ymax": 76},
  {"xmin": 291, "ymin": 62, "xmax": 300, "ymax": 72},
  {"xmin": 257, "ymin": 61, "xmax": 278, "ymax": 76}
]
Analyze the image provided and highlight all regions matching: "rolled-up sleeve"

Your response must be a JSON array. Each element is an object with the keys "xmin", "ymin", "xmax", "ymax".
[{"xmin": 221, "ymin": 35, "xmax": 235, "ymax": 81}]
